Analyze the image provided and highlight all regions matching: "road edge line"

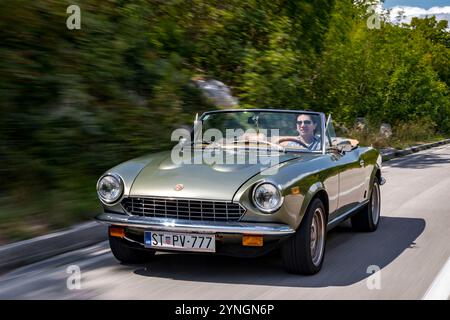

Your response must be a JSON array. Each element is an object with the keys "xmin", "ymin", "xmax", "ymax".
[{"xmin": 422, "ymin": 257, "xmax": 450, "ymax": 300}]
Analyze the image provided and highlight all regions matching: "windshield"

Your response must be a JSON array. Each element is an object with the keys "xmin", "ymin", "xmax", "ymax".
[{"xmin": 195, "ymin": 111, "xmax": 324, "ymax": 152}]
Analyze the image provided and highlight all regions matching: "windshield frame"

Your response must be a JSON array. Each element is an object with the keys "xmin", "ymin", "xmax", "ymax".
[{"xmin": 198, "ymin": 109, "xmax": 326, "ymax": 154}]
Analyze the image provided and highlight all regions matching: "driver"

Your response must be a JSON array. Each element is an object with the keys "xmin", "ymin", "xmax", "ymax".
[{"xmin": 285, "ymin": 114, "xmax": 321, "ymax": 150}]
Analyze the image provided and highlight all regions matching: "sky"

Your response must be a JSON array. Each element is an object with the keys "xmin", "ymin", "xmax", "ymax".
[
  {"xmin": 384, "ymin": 0, "xmax": 450, "ymax": 9},
  {"xmin": 382, "ymin": 0, "xmax": 450, "ymax": 25}
]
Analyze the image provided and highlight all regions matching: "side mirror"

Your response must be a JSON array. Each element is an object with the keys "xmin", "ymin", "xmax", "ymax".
[
  {"xmin": 336, "ymin": 140, "xmax": 354, "ymax": 153},
  {"xmin": 179, "ymin": 137, "xmax": 188, "ymax": 145},
  {"xmin": 328, "ymin": 140, "xmax": 354, "ymax": 154}
]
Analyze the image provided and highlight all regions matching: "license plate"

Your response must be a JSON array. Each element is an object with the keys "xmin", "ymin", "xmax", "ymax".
[{"xmin": 144, "ymin": 231, "xmax": 216, "ymax": 252}]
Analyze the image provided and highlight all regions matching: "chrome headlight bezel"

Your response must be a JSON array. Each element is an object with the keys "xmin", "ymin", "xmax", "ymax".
[
  {"xmin": 96, "ymin": 173, "xmax": 124, "ymax": 205},
  {"xmin": 252, "ymin": 181, "xmax": 284, "ymax": 214}
]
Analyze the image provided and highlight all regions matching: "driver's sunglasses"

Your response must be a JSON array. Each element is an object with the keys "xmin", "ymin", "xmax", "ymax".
[{"xmin": 297, "ymin": 120, "xmax": 313, "ymax": 125}]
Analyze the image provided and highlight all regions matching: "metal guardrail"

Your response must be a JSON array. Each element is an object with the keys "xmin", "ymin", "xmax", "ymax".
[{"xmin": 381, "ymin": 139, "xmax": 450, "ymax": 162}]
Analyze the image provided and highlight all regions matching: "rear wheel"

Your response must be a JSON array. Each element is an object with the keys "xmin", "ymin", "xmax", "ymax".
[
  {"xmin": 109, "ymin": 236, "xmax": 155, "ymax": 264},
  {"xmin": 351, "ymin": 178, "xmax": 381, "ymax": 232},
  {"xmin": 281, "ymin": 198, "xmax": 327, "ymax": 275}
]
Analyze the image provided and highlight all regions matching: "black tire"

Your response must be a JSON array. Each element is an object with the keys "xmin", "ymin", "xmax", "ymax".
[
  {"xmin": 109, "ymin": 236, "xmax": 156, "ymax": 264},
  {"xmin": 281, "ymin": 198, "xmax": 327, "ymax": 275},
  {"xmin": 351, "ymin": 178, "xmax": 381, "ymax": 232}
]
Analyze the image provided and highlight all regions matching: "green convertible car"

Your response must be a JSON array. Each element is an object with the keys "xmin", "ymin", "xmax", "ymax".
[{"xmin": 95, "ymin": 109, "xmax": 385, "ymax": 275}]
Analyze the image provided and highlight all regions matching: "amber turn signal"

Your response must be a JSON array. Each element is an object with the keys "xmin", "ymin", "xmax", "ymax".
[
  {"xmin": 242, "ymin": 235, "xmax": 263, "ymax": 247},
  {"xmin": 109, "ymin": 226, "xmax": 125, "ymax": 238},
  {"xmin": 291, "ymin": 186, "xmax": 300, "ymax": 195}
]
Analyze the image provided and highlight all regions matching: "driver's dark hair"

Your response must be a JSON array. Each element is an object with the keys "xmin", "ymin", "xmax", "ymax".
[{"xmin": 295, "ymin": 113, "xmax": 317, "ymax": 125}]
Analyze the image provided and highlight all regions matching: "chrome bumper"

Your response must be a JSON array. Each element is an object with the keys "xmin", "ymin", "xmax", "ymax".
[{"xmin": 95, "ymin": 213, "xmax": 295, "ymax": 236}]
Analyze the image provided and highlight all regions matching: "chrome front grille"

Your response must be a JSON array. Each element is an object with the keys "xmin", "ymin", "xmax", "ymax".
[{"xmin": 121, "ymin": 197, "xmax": 246, "ymax": 221}]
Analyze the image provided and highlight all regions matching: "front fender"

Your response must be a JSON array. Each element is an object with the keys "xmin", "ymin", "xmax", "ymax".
[
  {"xmin": 294, "ymin": 182, "xmax": 327, "ymax": 230},
  {"xmin": 369, "ymin": 153, "xmax": 383, "ymax": 191}
]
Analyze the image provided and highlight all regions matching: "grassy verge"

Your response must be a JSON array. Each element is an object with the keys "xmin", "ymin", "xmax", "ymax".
[
  {"xmin": 0, "ymin": 180, "xmax": 101, "ymax": 245},
  {"xmin": 340, "ymin": 119, "xmax": 446, "ymax": 150}
]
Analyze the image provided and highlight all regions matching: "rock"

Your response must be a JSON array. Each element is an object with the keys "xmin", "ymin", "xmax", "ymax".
[
  {"xmin": 194, "ymin": 78, "xmax": 238, "ymax": 107},
  {"xmin": 379, "ymin": 123, "xmax": 392, "ymax": 138},
  {"xmin": 354, "ymin": 118, "xmax": 367, "ymax": 131},
  {"xmin": 334, "ymin": 122, "xmax": 349, "ymax": 135}
]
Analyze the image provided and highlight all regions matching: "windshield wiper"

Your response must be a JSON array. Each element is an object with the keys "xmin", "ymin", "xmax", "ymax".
[
  {"xmin": 226, "ymin": 140, "xmax": 286, "ymax": 153},
  {"xmin": 192, "ymin": 139, "xmax": 287, "ymax": 153},
  {"xmin": 192, "ymin": 139, "xmax": 212, "ymax": 145},
  {"xmin": 192, "ymin": 140, "xmax": 224, "ymax": 150}
]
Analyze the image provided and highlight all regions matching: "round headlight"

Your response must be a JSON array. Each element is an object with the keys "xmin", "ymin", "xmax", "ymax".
[
  {"xmin": 97, "ymin": 174, "xmax": 124, "ymax": 205},
  {"xmin": 252, "ymin": 182, "xmax": 283, "ymax": 213}
]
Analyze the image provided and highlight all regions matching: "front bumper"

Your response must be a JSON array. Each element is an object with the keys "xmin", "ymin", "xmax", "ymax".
[{"xmin": 95, "ymin": 212, "xmax": 295, "ymax": 236}]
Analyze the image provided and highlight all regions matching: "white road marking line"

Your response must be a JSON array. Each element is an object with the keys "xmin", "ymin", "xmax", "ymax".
[
  {"xmin": 422, "ymin": 257, "xmax": 450, "ymax": 300},
  {"xmin": 0, "ymin": 221, "xmax": 100, "ymax": 250}
]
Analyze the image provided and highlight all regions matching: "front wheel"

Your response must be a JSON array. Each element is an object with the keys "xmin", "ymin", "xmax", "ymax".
[
  {"xmin": 351, "ymin": 178, "xmax": 381, "ymax": 232},
  {"xmin": 281, "ymin": 198, "xmax": 327, "ymax": 275},
  {"xmin": 109, "ymin": 236, "xmax": 156, "ymax": 264}
]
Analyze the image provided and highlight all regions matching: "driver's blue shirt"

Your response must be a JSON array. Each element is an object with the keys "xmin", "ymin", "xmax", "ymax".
[{"xmin": 286, "ymin": 136, "xmax": 321, "ymax": 151}]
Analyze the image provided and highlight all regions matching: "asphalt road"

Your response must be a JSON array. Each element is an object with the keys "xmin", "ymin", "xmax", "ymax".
[{"xmin": 1, "ymin": 144, "xmax": 450, "ymax": 300}]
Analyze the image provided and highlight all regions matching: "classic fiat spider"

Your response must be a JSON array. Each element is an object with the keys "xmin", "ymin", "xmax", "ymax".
[{"xmin": 95, "ymin": 109, "xmax": 385, "ymax": 275}]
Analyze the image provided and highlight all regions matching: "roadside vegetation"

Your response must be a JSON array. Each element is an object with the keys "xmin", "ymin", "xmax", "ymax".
[{"xmin": 1, "ymin": 0, "xmax": 449, "ymax": 243}]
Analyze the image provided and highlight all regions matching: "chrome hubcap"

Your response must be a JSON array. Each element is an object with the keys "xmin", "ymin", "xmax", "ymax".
[
  {"xmin": 310, "ymin": 208, "xmax": 325, "ymax": 266},
  {"xmin": 371, "ymin": 182, "xmax": 380, "ymax": 225}
]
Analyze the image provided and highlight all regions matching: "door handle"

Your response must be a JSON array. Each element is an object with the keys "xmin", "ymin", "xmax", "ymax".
[{"xmin": 359, "ymin": 160, "xmax": 365, "ymax": 167}]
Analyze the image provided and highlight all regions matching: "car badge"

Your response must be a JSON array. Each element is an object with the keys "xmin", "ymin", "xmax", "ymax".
[{"xmin": 174, "ymin": 184, "xmax": 184, "ymax": 191}]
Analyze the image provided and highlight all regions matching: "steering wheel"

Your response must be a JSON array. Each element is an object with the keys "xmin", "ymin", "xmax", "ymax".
[{"xmin": 277, "ymin": 137, "xmax": 309, "ymax": 149}]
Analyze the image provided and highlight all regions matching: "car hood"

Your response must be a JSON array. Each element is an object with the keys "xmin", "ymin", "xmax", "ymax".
[{"xmin": 128, "ymin": 149, "xmax": 307, "ymax": 201}]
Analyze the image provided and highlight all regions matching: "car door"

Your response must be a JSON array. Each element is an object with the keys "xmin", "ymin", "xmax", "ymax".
[{"xmin": 325, "ymin": 116, "xmax": 366, "ymax": 221}]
